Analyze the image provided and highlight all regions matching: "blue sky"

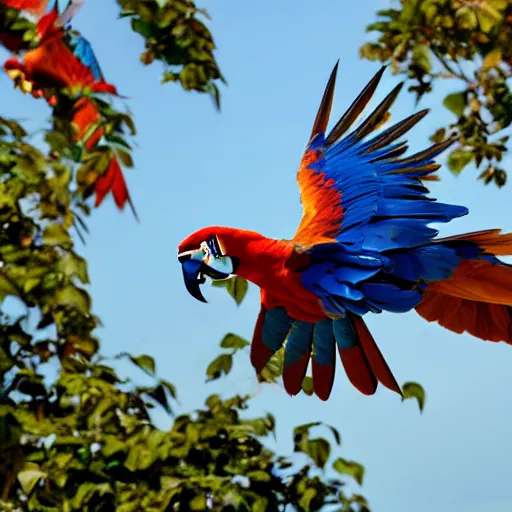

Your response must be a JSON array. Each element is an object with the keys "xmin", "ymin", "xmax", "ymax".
[{"xmin": 2, "ymin": 0, "xmax": 512, "ymax": 510}]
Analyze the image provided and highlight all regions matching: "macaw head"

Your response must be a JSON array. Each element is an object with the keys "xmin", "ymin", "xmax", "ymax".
[{"xmin": 177, "ymin": 227, "xmax": 240, "ymax": 303}]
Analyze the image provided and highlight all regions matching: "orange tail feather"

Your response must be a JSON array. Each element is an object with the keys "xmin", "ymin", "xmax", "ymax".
[{"xmin": 417, "ymin": 257, "xmax": 512, "ymax": 343}]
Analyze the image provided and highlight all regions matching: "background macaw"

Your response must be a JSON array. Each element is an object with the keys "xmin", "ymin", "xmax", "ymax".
[
  {"xmin": 0, "ymin": 0, "xmax": 135, "ymax": 215},
  {"xmin": 178, "ymin": 62, "xmax": 512, "ymax": 401}
]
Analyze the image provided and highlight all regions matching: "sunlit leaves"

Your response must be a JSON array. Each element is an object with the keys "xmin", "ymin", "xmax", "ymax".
[
  {"xmin": 401, "ymin": 381, "xmax": 426, "ymax": 413},
  {"xmin": 447, "ymin": 148, "xmax": 475, "ymax": 175},
  {"xmin": 17, "ymin": 466, "xmax": 46, "ymax": 495},
  {"xmin": 362, "ymin": 0, "xmax": 512, "ymax": 184},
  {"xmin": 220, "ymin": 333, "xmax": 249, "ymax": 349},
  {"xmin": 0, "ymin": 272, "xmax": 21, "ymax": 302},
  {"xmin": 443, "ymin": 92, "xmax": 466, "ymax": 117},
  {"xmin": 129, "ymin": 353, "xmax": 156, "ymax": 376},
  {"xmin": 117, "ymin": 0, "xmax": 224, "ymax": 108},
  {"xmin": 212, "ymin": 276, "xmax": 248, "ymax": 305},
  {"xmin": 482, "ymin": 48, "xmax": 502, "ymax": 70},
  {"xmin": 333, "ymin": 457, "xmax": 365, "ymax": 485},
  {"xmin": 42, "ymin": 224, "xmax": 72, "ymax": 248}
]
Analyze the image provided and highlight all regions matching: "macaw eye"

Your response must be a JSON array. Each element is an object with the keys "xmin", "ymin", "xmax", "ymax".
[{"xmin": 202, "ymin": 235, "xmax": 223, "ymax": 259}]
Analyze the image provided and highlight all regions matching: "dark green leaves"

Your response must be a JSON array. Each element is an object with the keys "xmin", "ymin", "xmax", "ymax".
[
  {"xmin": 402, "ymin": 381, "xmax": 426, "ymax": 413},
  {"xmin": 294, "ymin": 422, "xmax": 341, "ymax": 469},
  {"xmin": 0, "ymin": 272, "xmax": 21, "ymax": 302},
  {"xmin": 206, "ymin": 353, "xmax": 233, "ymax": 381},
  {"xmin": 117, "ymin": 0, "xmax": 224, "ymax": 108},
  {"xmin": 0, "ymin": 10, "xmax": 374, "ymax": 512},
  {"xmin": 129, "ymin": 354, "xmax": 156, "ymax": 376}
]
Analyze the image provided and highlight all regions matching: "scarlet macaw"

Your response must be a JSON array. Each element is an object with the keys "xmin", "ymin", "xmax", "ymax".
[
  {"xmin": 178, "ymin": 63, "xmax": 512, "ymax": 401},
  {"xmin": 1, "ymin": 0, "xmax": 135, "ymax": 214}
]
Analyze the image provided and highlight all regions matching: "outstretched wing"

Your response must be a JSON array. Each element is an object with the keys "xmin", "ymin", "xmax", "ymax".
[{"xmin": 292, "ymin": 62, "xmax": 467, "ymax": 251}]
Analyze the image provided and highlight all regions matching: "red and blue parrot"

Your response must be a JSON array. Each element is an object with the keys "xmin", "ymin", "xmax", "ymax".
[
  {"xmin": 178, "ymin": 63, "xmax": 512, "ymax": 401},
  {"xmin": 1, "ymin": 0, "xmax": 135, "ymax": 214}
]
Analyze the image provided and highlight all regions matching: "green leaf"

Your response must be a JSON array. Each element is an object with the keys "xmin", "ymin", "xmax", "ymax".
[
  {"xmin": 206, "ymin": 353, "xmax": 233, "ymax": 381},
  {"xmin": 0, "ymin": 272, "xmax": 21, "ymax": 302},
  {"xmin": 412, "ymin": 44, "xmax": 431, "ymax": 73},
  {"xmin": 45, "ymin": 131, "xmax": 69, "ymax": 153},
  {"xmin": 189, "ymin": 495, "xmax": 207, "ymax": 510},
  {"xmin": 42, "ymin": 224, "xmax": 72, "ymax": 248},
  {"xmin": 258, "ymin": 347, "xmax": 284, "ymax": 383},
  {"xmin": 447, "ymin": 149, "xmax": 475, "ymax": 175},
  {"xmin": 212, "ymin": 276, "xmax": 248, "ymax": 305},
  {"xmin": 402, "ymin": 381, "xmax": 426, "ymax": 412},
  {"xmin": 57, "ymin": 251, "xmax": 89, "ymax": 284},
  {"xmin": 333, "ymin": 457, "xmax": 365, "ymax": 485},
  {"xmin": 18, "ymin": 467, "xmax": 46, "ymax": 495},
  {"xmin": 220, "ymin": 333, "xmax": 249, "ymax": 350},
  {"xmin": 160, "ymin": 379, "xmax": 177, "ymax": 400},
  {"xmin": 124, "ymin": 443, "xmax": 158, "ymax": 472},
  {"xmin": 0, "ymin": 413, "xmax": 22, "ymax": 448},
  {"xmin": 302, "ymin": 376, "xmax": 313, "ymax": 396},
  {"xmin": 129, "ymin": 354, "xmax": 156, "ymax": 376},
  {"xmin": 306, "ymin": 437, "xmax": 331, "ymax": 469},
  {"xmin": 299, "ymin": 488, "xmax": 317, "ymax": 510},
  {"xmin": 443, "ymin": 92, "xmax": 466, "ymax": 117},
  {"xmin": 115, "ymin": 147, "xmax": 134, "ymax": 168},
  {"xmin": 54, "ymin": 286, "xmax": 90, "ymax": 314},
  {"xmin": 482, "ymin": 49, "xmax": 502, "ymax": 70},
  {"xmin": 247, "ymin": 470, "xmax": 271, "ymax": 482}
]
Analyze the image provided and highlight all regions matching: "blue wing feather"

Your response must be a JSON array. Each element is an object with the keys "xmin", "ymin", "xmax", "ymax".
[
  {"xmin": 297, "ymin": 67, "xmax": 474, "ymax": 317},
  {"xmin": 67, "ymin": 32, "xmax": 103, "ymax": 80}
]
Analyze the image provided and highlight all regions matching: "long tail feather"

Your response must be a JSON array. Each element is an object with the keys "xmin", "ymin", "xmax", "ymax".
[
  {"xmin": 251, "ymin": 305, "xmax": 401, "ymax": 399},
  {"xmin": 311, "ymin": 319, "xmax": 336, "ymax": 400},
  {"xmin": 416, "ymin": 291, "xmax": 512, "ymax": 343},
  {"xmin": 283, "ymin": 322, "xmax": 313, "ymax": 396},
  {"xmin": 339, "ymin": 345, "xmax": 377, "ymax": 396},
  {"xmin": 417, "ymin": 229, "xmax": 512, "ymax": 342},
  {"xmin": 334, "ymin": 316, "xmax": 377, "ymax": 395},
  {"xmin": 350, "ymin": 314, "xmax": 402, "ymax": 395},
  {"xmin": 435, "ymin": 229, "xmax": 512, "ymax": 256}
]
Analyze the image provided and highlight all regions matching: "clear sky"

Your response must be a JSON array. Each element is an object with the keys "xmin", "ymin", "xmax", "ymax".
[{"xmin": 2, "ymin": 0, "xmax": 512, "ymax": 510}]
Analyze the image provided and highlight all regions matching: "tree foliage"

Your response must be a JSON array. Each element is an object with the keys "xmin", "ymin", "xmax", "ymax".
[
  {"xmin": 0, "ymin": 118, "xmax": 371, "ymax": 510},
  {"xmin": 361, "ymin": 0, "xmax": 512, "ymax": 186},
  {"xmin": 0, "ymin": 2, "xmax": 376, "ymax": 511},
  {"xmin": 116, "ymin": 0, "xmax": 225, "ymax": 108}
]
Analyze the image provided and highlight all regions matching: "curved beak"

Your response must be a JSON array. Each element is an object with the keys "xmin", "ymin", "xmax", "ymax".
[{"xmin": 178, "ymin": 248, "xmax": 234, "ymax": 303}]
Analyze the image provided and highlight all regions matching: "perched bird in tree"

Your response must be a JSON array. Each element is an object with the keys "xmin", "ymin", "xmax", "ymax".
[
  {"xmin": 1, "ymin": 0, "xmax": 135, "ymax": 215},
  {"xmin": 178, "ymin": 62, "xmax": 512, "ymax": 401}
]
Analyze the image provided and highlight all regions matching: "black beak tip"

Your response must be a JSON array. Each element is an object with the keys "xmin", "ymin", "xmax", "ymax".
[
  {"xmin": 181, "ymin": 259, "xmax": 208, "ymax": 304},
  {"xmin": 178, "ymin": 253, "xmax": 191, "ymax": 263}
]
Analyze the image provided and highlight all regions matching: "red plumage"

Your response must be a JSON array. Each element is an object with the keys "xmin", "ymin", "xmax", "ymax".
[
  {"xmin": 1, "ymin": 8, "xmax": 135, "ymax": 214},
  {"xmin": 178, "ymin": 64, "xmax": 512, "ymax": 401},
  {"xmin": 2, "ymin": 0, "xmax": 47, "ymax": 15}
]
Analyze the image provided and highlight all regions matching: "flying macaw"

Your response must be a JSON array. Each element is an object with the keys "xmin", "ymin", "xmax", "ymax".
[
  {"xmin": 177, "ymin": 63, "xmax": 512, "ymax": 401},
  {"xmin": 1, "ymin": 1, "xmax": 135, "ymax": 214}
]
